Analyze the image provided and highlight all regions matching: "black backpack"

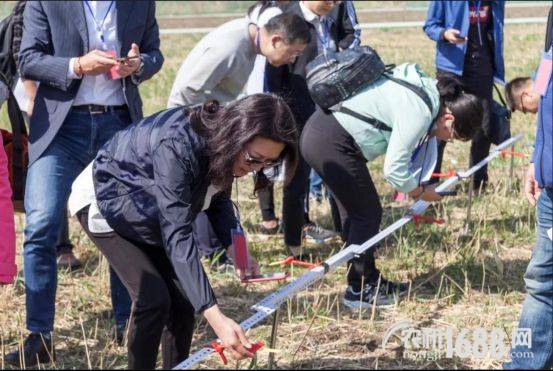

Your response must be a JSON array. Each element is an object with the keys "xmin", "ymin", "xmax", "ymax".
[
  {"xmin": 306, "ymin": 46, "xmax": 433, "ymax": 132},
  {"xmin": 0, "ymin": 12, "xmax": 17, "ymax": 88},
  {"xmin": 306, "ymin": 45, "xmax": 386, "ymax": 110},
  {"xmin": 0, "ymin": 3, "xmax": 27, "ymax": 211}
]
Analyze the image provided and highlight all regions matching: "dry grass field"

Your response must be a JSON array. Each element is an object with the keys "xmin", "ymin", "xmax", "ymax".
[{"xmin": 0, "ymin": 11, "xmax": 548, "ymax": 371}]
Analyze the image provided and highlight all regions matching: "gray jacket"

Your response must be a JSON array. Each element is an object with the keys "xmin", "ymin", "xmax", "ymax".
[{"xmin": 19, "ymin": 0, "xmax": 164, "ymax": 165}]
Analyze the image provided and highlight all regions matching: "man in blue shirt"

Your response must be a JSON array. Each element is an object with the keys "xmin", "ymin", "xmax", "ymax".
[
  {"xmin": 503, "ymin": 8, "xmax": 552, "ymax": 369},
  {"xmin": 423, "ymin": 0, "xmax": 505, "ymax": 191}
]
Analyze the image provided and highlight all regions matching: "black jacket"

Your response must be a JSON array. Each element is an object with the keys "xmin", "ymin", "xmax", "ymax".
[
  {"xmin": 93, "ymin": 107, "xmax": 237, "ymax": 313},
  {"xmin": 266, "ymin": 1, "xmax": 359, "ymax": 128}
]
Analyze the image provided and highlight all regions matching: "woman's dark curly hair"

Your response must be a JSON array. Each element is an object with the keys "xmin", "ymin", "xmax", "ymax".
[
  {"xmin": 437, "ymin": 75, "xmax": 483, "ymax": 141},
  {"xmin": 186, "ymin": 93, "xmax": 298, "ymax": 189}
]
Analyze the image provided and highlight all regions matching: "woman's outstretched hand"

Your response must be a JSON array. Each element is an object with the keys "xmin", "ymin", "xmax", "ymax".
[{"xmin": 203, "ymin": 305, "xmax": 254, "ymax": 361}]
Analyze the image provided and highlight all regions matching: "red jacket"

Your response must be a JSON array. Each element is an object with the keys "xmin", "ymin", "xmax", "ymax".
[{"xmin": 0, "ymin": 130, "xmax": 17, "ymax": 284}]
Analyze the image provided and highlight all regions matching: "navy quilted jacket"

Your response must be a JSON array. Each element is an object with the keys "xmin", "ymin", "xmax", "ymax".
[{"xmin": 93, "ymin": 107, "xmax": 237, "ymax": 313}]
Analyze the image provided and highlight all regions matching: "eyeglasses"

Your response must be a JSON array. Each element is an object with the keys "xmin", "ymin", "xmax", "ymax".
[{"xmin": 244, "ymin": 149, "xmax": 282, "ymax": 168}]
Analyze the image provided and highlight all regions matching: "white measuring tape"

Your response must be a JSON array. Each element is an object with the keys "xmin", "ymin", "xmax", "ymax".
[{"xmin": 174, "ymin": 134, "xmax": 523, "ymax": 369}]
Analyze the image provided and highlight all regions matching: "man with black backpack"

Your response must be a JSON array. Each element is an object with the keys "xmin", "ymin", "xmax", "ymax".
[{"xmin": 265, "ymin": 0, "xmax": 360, "ymax": 258}]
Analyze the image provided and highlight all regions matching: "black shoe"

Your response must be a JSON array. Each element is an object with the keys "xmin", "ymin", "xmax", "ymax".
[
  {"xmin": 472, "ymin": 180, "xmax": 488, "ymax": 196},
  {"xmin": 246, "ymin": 219, "xmax": 281, "ymax": 235},
  {"xmin": 115, "ymin": 323, "xmax": 126, "ymax": 346},
  {"xmin": 208, "ymin": 250, "xmax": 234, "ymax": 273},
  {"xmin": 303, "ymin": 223, "xmax": 337, "ymax": 244},
  {"xmin": 57, "ymin": 251, "xmax": 83, "ymax": 270},
  {"xmin": 342, "ymin": 280, "xmax": 409, "ymax": 309},
  {"xmin": 5, "ymin": 333, "xmax": 55, "ymax": 367}
]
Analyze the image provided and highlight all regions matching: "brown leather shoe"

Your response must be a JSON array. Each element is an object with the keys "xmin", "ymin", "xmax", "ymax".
[{"xmin": 57, "ymin": 251, "xmax": 82, "ymax": 270}]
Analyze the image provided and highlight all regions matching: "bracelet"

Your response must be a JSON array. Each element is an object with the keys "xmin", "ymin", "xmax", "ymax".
[{"xmin": 75, "ymin": 57, "xmax": 83, "ymax": 77}]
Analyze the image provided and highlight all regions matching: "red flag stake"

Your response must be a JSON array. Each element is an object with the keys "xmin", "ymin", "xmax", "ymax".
[
  {"xmin": 500, "ymin": 149, "xmax": 525, "ymax": 158},
  {"xmin": 432, "ymin": 169, "xmax": 457, "ymax": 178},
  {"xmin": 210, "ymin": 340, "xmax": 265, "ymax": 365},
  {"xmin": 273, "ymin": 256, "xmax": 319, "ymax": 269},
  {"xmin": 412, "ymin": 214, "xmax": 445, "ymax": 230}
]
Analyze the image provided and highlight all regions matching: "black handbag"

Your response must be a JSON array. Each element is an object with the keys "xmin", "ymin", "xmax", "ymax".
[
  {"xmin": 487, "ymin": 84, "xmax": 511, "ymax": 145},
  {"xmin": 306, "ymin": 45, "xmax": 386, "ymax": 110}
]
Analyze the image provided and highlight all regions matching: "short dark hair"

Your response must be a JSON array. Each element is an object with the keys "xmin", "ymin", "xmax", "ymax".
[
  {"xmin": 264, "ymin": 12, "xmax": 311, "ymax": 45},
  {"xmin": 505, "ymin": 77, "xmax": 532, "ymax": 112},
  {"xmin": 188, "ymin": 94, "xmax": 299, "ymax": 189},
  {"xmin": 437, "ymin": 75, "xmax": 483, "ymax": 141}
]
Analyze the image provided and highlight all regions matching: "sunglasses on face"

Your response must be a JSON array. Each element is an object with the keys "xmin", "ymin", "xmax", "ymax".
[{"xmin": 244, "ymin": 149, "xmax": 282, "ymax": 168}]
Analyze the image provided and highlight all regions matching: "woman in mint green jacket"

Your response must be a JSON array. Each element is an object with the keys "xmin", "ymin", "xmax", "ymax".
[{"xmin": 301, "ymin": 64, "xmax": 482, "ymax": 309}]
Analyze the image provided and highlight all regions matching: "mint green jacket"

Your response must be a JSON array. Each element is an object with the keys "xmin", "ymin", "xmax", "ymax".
[{"xmin": 333, "ymin": 63, "xmax": 440, "ymax": 193}]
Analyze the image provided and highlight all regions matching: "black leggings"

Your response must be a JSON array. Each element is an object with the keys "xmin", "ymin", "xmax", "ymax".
[
  {"xmin": 301, "ymin": 109, "xmax": 382, "ymax": 288},
  {"xmin": 77, "ymin": 207, "xmax": 195, "ymax": 370}
]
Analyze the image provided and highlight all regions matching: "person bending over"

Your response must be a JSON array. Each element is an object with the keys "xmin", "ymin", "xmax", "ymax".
[
  {"xmin": 68, "ymin": 94, "xmax": 298, "ymax": 369},
  {"xmin": 301, "ymin": 64, "xmax": 482, "ymax": 309}
]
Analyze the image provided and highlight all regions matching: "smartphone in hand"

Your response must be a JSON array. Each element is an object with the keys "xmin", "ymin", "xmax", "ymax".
[{"xmin": 115, "ymin": 56, "xmax": 140, "ymax": 63}]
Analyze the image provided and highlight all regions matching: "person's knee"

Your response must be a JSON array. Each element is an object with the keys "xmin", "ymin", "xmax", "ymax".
[
  {"xmin": 24, "ymin": 206, "xmax": 64, "ymax": 251},
  {"xmin": 524, "ymin": 264, "xmax": 553, "ymax": 300}
]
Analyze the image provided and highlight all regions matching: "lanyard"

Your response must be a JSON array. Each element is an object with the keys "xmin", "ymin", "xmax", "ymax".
[
  {"xmin": 316, "ymin": 18, "xmax": 330, "ymax": 51},
  {"xmin": 410, "ymin": 119, "xmax": 436, "ymax": 185},
  {"xmin": 84, "ymin": 0, "xmax": 115, "ymax": 46}
]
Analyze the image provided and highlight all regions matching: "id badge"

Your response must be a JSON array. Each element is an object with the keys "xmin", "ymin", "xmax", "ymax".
[
  {"xmin": 534, "ymin": 48, "xmax": 552, "ymax": 96},
  {"xmin": 105, "ymin": 50, "xmax": 122, "ymax": 80}
]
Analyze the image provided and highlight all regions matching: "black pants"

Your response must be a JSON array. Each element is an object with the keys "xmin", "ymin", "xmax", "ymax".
[
  {"xmin": 301, "ymin": 109, "xmax": 382, "ymax": 288},
  {"xmin": 281, "ymin": 152, "xmax": 312, "ymax": 246},
  {"xmin": 254, "ymin": 150, "xmax": 312, "ymax": 245},
  {"xmin": 435, "ymin": 51, "xmax": 494, "ymax": 189},
  {"xmin": 77, "ymin": 207, "xmax": 195, "ymax": 370},
  {"xmin": 257, "ymin": 183, "xmax": 276, "ymax": 222}
]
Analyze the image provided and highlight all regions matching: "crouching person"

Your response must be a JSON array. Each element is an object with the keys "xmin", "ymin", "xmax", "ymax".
[
  {"xmin": 68, "ymin": 94, "xmax": 298, "ymax": 369},
  {"xmin": 301, "ymin": 64, "xmax": 482, "ymax": 309}
]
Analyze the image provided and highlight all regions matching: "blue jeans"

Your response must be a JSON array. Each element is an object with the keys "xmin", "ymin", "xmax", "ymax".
[
  {"xmin": 504, "ymin": 188, "xmax": 553, "ymax": 369},
  {"xmin": 24, "ymin": 109, "xmax": 132, "ymax": 333},
  {"xmin": 309, "ymin": 169, "xmax": 324, "ymax": 200}
]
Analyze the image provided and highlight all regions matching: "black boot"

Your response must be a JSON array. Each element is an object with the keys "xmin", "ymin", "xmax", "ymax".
[{"xmin": 5, "ymin": 333, "xmax": 56, "ymax": 367}]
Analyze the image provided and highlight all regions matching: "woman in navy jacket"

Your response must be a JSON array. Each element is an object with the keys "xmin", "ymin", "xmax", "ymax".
[
  {"xmin": 70, "ymin": 94, "xmax": 298, "ymax": 369},
  {"xmin": 423, "ymin": 0, "xmax": 505, "ymax": 190}
]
